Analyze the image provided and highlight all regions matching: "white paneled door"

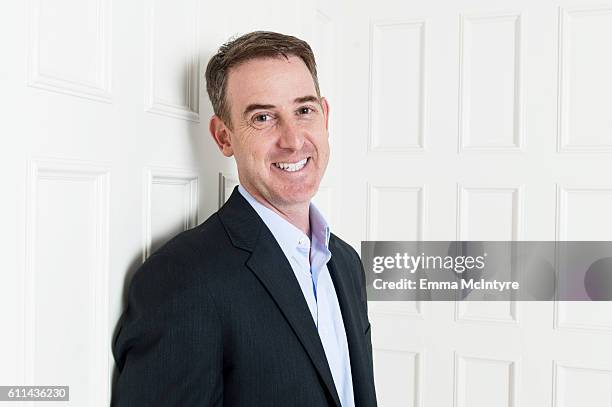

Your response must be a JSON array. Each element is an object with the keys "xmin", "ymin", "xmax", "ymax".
[
  {"xmin": 3, "ymin": 0, "xmax": 612, "ymax": 405},
  {"xmin": 335, "ymin": 0, "xmax": 612, "ymax": 406}
]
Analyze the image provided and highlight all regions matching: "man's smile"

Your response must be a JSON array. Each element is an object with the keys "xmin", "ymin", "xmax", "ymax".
[{"xmin": 272, "ymin": 157, "xmax": 310, "ymax": 172}]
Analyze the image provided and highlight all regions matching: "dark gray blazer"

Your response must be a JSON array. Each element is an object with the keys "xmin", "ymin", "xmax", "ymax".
[{"xmin": 112, "ymin": 187, "xmax": 377, "ymax": 406}]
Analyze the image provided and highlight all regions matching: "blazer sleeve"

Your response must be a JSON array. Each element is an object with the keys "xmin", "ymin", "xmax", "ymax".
[
  {"xmin": 356, "ymin": 252, "xmax": 374, "ymax": 373},
  {"xmin": 111, "ymin": 253, "xmax": 223, "ymax": 406}
]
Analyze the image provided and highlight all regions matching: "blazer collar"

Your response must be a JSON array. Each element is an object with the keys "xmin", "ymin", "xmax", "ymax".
[
  {"xmin": 218, "ymin": 187, "xmax": 342, "ymax": 407},
  {"xmin": 217, "ymin": 186, "xmax": 264, "ymax": 252}
]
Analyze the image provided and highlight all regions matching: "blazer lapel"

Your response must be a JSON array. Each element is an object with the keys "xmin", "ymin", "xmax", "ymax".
[
  {"xmin": 218, "ymin": 188, "xmax": 342, "ymax": 407},
  {"xmin": 327, "ymin": 238, "xmax": 373, "ymax": 407}
]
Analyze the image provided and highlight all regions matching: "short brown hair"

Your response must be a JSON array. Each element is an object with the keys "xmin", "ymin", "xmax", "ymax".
[{"xmin": 205, "ymin": 31, "xmax": 320, "ymax": 128}]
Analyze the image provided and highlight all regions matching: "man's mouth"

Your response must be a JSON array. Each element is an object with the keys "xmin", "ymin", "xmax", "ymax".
[{"xmin": 273, "ymin": 157, "xmax": 309, "ymax": 172}]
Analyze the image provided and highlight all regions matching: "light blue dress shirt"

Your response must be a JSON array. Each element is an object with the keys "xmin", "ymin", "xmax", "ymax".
[{"xmin": 238, "ymin": 185, "xmax": 355, "ymax": 407}]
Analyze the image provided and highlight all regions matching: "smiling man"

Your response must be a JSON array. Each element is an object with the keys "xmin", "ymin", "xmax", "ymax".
[
  {"xmin": 112, "ymin": 31, "xmax": 377, "ymax": 407},
  {"xmin": 208, "ymin": 52, "xmax": 329, "ymax": 235}
]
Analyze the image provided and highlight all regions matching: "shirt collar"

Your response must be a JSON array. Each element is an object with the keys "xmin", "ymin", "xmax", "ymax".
[{"xmin": 309, "ymin": 201, "xmax": 331, "ymax": 253}]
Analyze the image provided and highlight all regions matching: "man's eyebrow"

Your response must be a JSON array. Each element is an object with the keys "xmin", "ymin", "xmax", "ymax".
[
  {"xmin": 242, "ymin": 96, "xmax": 321, "ymax": 118},
  {"xmin": 294, "ymin": 95, "xmax": 320, "ymax": 104},
  {"xmin": 242, "ymin": 103, "xmax": 275, "ymax": 118}
]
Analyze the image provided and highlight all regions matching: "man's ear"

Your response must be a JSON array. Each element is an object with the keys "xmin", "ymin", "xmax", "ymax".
[
  {"xmin": 209, "ymin": 115, "xmax": 234, "ymax": 157},
  {"xmin": 321, "ymin": 97, "xmax": 330, "ymax": 131}
]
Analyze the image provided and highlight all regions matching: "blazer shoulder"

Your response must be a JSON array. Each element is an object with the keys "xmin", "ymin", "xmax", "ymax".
[
  {"xmin": 152, "ymin": 212, "xmax": 228, "ymax": 261},
  {"xmin": 329, "ymin": 232, "xmax": 361, "ymax": 261},
  {"xmin": 125, "ymin": 212, "xmax": 235, "ymax": 316}
]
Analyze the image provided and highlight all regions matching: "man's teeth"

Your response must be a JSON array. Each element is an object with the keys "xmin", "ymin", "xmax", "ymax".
[{"xmin": 274, "ymin": 158, "xmax": 308, "ymax": 172}]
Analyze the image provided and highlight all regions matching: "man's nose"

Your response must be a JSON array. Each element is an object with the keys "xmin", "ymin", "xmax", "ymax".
[{"xmin": 277, "ymin": 118, "xmax": 305, "ymax": 151}]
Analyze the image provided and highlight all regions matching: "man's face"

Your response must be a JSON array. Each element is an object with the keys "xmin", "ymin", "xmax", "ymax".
[{"xmin": 217, "ymin": 55, "xmax": 330, "ymax": 212}]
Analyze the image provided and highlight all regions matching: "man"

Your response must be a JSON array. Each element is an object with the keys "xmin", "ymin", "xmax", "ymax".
[{"xmin": 112, "ymin": 31, "xmax": 377, "ymax": 406}]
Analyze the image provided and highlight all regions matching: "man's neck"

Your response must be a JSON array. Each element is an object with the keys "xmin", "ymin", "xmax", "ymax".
[
  {"xmin": 242, "ymin": 186, "xmax": 311, "ymax": 237},
  {"xmin": 271, "ymin": 204, "xmax": 310, "ymax": 237}
]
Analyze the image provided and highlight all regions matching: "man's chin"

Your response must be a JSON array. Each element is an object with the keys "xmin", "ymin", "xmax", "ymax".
[{"xmin": 268, "ymin": 188, "xmax": 317, "ymax": 208}]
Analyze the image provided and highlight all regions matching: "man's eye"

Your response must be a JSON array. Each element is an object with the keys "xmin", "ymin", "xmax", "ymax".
[
  {"xmin": 253, "ymin": 113, "xmax": 272, "ymax": 122},
  {"xmin": 297, "ymin": 107, "xmax": 315, "ymax": 115}
]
